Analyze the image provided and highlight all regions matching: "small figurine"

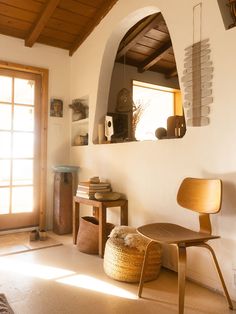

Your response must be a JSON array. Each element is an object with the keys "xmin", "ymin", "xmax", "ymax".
[{"xmin": 69, "ymin": 101, "xmax": 86, "ymax": 121}]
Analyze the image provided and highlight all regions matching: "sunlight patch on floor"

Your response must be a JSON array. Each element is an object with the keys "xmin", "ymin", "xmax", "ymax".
[
  {"xmin": 0, "ymin": 257, "xmax": 75, "ymax": 280},
  {"xmin": 57, "ymin": 274, "xmax": 138, "ymax": 300}
]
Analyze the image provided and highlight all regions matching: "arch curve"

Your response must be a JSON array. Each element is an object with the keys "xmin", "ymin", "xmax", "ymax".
[{"xmin": 92, "ymin": 6, "xmax": 162, "ymax": 143}]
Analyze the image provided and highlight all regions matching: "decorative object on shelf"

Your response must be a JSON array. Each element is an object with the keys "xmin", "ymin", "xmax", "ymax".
[
  {"xmin": 155, "ymin": 115, "xmax": 186, "ymax": 139},
  {"xmin": 98, "ymin": 123, "xmax": 105, "ymax": 144},
  {"xmin": 76, "ymin": 180, "xmax": 111, "ymax": 199},
  {"xmin": 116, "ymin": 53, "xmax": 134, "ymax": 113},
  {"xmin": 107, "ymin": 112, "xmax": 129, "ymax": 142},
  {"xmin": 95, "ymin": 192, "xmax": 121, "ymax": 201},
  {"xmin": 182, "ymin": 3, "xmax": 213, "ymax": 127},
  {"xmin": 69, "ymin": 99, "xmax": 88, "ymax": 121},
  {"xmin": 89, "ymin": 176, "xmax": 100, "ymax": 183},
  {"xmin": 132, "ymin": 100, "xmax": 149, "ymax": 139},
  {"xmin": 116, "ymin": 88, "xmax": 133, "ymax": 112},
  {"xmin": 227, "ymin": 0, "xmax": 236, "ymax": 28},
  {"xmin": 74, "ymin": 133, "xmax": 88, "ymax": 146},
  {"xmin": 105, "ymin": 115, "xmax": 114, "ymax": 142},
  {"xmin": 50, "ymin": 98, "xmax": 63, "ymax": 117},
  {"xmin": 155, "ymin": 127, "xmax": 167, "ymax": 139}
]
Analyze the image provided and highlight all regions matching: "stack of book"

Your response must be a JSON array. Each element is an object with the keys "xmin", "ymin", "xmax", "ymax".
[{"xmin": 76, "ymin": 181, "xmax": 111, "ymax": 199}]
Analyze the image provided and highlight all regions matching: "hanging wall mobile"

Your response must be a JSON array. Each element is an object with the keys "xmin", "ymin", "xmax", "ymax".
[{"xmin": 182, "ymin": 3, "xmax": 213, "ymax": 127}]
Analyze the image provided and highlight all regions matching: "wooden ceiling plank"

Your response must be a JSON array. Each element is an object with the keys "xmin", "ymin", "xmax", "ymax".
[
  {"xmin": 138, "ymin": 36, "xmax": 165, "ymax": 50},
  {"xmin": 131, "ymin": 43, "xmax": 156, "ymax": 56},
  {"xmin": 0, "ymin": 2, "xmax": 38, "ymax": 22},
  {"xmin": 165, "ymin": 67, "xmax": 178, "ymax": 78},
  {"xmin": 73, "ymin": 0, "xmax": 104, "ymax": 8},
  {"xmin": 47, "ymin": 17, "xmax": 83, "ymax": 35},
  {"xmin": 59, "ymin": 0, "xmax": 96, "ymax": 18},
  {"xmin": 0, "ymin": 14, "xmax": 32, "ymax": 31},
  {"xmin": 41, "ymin": 27, "xmax": 76, "ymax": 43},
  {"xmin": 38, "ymin": 34, "xmax": 71, "ymax": 50},
  {"xmin": 124, "ymin": 50, "xmax": 147, "ymax": 62},
  {"xmin": 138, "ymin": 41, "xmax": 173, "ymax": 73},
  {"xmin": 0, "ymin": 0, "xmax": 43, "ymax": 13},
  {"xmin": 53, "ymin": 7, "xmax": 90, "ymax": 26},
  {"xmin": 25, "ymin": 0, "xmax": 61, "ymax": 47},
  {"xmin": 145, "ymin": 29, "xmax": 170, "ymax": 42},
  {"xmin": 116, "ymin": 13, "xmax": 164, "ymax": 61},
  {"xmin": 0, "ymin": 24, "xmax": 27, "ymax": 39},
  {"xmin": 69, "ymin": 0, "xmax": 119, "ymax": 56}
]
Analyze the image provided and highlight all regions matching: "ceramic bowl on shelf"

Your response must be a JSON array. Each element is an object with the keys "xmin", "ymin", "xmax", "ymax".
[{"xmin": 95, "ymin": 192, "xmax": 121, "ymax": 201}]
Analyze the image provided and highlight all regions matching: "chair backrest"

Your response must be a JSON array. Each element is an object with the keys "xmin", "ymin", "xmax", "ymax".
[{"xmin": 177, "ymin": 177, "xmax": 222, "ymax": 214}]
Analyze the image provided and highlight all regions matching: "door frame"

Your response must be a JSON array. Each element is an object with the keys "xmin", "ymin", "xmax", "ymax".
[{"xmin": 0, "ymin": 60, "xmax": 48, "ymax": 230}]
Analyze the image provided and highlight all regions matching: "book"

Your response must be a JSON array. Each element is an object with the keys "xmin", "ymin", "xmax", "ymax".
[
  {"xmin": 78, "ymin": 181, "xmax": 110, "ymax": 188},
  {"xmin": 77, "ymin": 185, "xmax": 111, "ymax": 192},
  {"xmin": 77, "ymin": 188, "xmax": 111, "ymax": 194},
  {"xmin": 76, "ymin": 193, "xmax": 95, "ymax": 199}
]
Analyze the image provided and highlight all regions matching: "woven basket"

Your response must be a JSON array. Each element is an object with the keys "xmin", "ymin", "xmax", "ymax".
[
  {"xmin": 104, "ymin": 238, "xmax": 162, "ymax": 283},
  {"xmin": 77, "ymin": 216, "xmax": 114, "ymax": 254}
]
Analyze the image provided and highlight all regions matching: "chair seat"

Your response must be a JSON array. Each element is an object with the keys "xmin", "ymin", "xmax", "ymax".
[{"xmin": 137, "ymin": 223, "xmax": 219, "ymax": 245}]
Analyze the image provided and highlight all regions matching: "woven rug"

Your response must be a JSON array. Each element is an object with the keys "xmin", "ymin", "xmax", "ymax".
[
  {"xmin": 0, "ymin": 232, "xmax": 62, "ymax": 257},
  {"xmin": 0, "ymin": 294, "xmax": 14, "ymax": 314}
]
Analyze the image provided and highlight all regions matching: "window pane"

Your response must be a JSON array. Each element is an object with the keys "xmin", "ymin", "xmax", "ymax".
[
  {"xmin": 0, "ymin": 160, "xmax": 10, "ymax": 186},
  {"xmin": 12, "ymin": 160, "xmax": 33, "ymax": 185},
  {"xmin": 0, "ymin": 188, "xmax": 10, "ymax": 214},
  {"xmin": 133, "ymin": 85, "xmax": 174, "ymax": 141},
  {"xmin": 13, "ymin": 106, "xmax": 34, "ymax": 131},
  {"xmin": 12, "ymin": 186, "xmax": 33, "ymax": 213},
  {"xmin": 0, "ymin": 131, "xmax": 11, "ymax": 158},
  {"xmin": 0, "ymin": 76, "xmax": 12, "ymax": 103},
  {"xmin": 0, "ymin": 104, "xmax": 11, "ymax": 130},
  {"xmin": 14, "ymin": 78, "xmax": 35, "ymax": 105},
  {"xmin": 13, "ymin": 132, "xmax": 34, "ymax": 158}
]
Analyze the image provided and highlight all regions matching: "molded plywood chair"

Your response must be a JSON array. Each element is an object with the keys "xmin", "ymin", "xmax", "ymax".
[{"xmin": 137, "ymin": 177, "xmax": 233, "ymax": 314}]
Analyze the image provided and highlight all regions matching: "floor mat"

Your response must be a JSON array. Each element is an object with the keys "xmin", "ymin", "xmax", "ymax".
[
  {"xmin": 0, "ymin": 232, "xmax": 62, "ymax": 256},
  {"xmin": 0, "ymin": 294, "xmax": 14, "ymax": 313}
]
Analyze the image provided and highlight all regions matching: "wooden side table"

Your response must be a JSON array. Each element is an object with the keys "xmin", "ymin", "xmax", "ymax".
[{"xmin": 73, "ymin": 196, "xmax": 128, "ymax": 257}]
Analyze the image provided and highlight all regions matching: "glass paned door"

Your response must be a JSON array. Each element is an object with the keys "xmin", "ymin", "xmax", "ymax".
[{"xmin": 0, "ymin": 69, "xmax": 41, "ymax": 230}]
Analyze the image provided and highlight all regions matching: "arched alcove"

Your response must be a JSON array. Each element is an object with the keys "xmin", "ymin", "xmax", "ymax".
[{"xmin": 93, "ymin": 7, "xmax": 185, "ymax": 144}]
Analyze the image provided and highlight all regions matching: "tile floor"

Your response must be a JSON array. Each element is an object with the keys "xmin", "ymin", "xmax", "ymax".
[{"xmin": 0, "ymin": 233, "xmax": 235, "ymax": 314}]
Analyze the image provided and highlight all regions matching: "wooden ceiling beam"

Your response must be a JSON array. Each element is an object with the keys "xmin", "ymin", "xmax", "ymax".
[
  {"xmin": 25, "ymin": 0, "xmax": 61, "ymax": 47},
  {"xmin": 138, "ymin": 41, "xmax": 172, "ymax": 73},
  {"xmin": 69, "ymin": 0, "xmax": 119, "ymax": 56},
  {"xmin": 116, "ymin": 13, "xmax": 163, "ymax": 61}
]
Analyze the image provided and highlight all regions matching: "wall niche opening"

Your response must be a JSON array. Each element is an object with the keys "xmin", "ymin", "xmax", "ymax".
[{"xmin": 94, "ymin": 11, "xmax": 186, "ymax": 144}]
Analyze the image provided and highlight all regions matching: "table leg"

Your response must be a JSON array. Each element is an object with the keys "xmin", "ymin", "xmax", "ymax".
[
  {"xmin": 98, "ymin": 204, "xmax": 106, "ymax": 258},
  {"xmin": 120, "ymin": 200, "xmax": 128, "ymax": 225},
  {"xmin": 93, "ymin": 206, "xmax": 99, "ymax": 221},
  {"xmin": 73, "ymin": 200, "xmax": 80, "ymax": 244}
]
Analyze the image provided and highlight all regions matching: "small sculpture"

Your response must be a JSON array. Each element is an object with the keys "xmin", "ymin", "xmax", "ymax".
[
  {"xmin": 105, "ymin": 116, "xmax": 114, "ymax": 142},
  {"xmin": 69, "ymin": 101, "xmax": 86, "ymax": 121}
]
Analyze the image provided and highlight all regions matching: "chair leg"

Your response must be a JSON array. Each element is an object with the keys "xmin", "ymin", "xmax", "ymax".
[
  {"xmin": 138, "ymin": 240, "xmax": 154, "ymax": 297},
  {"xmin": 178, "ymin": 245, "xmax": 187, "ymax": 314},
  {"xmin": 200, "ymin": 243, "xmax": 233, "ymax": 310}
]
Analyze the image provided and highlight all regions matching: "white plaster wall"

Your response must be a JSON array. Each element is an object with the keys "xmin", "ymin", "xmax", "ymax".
[
  {"xmin": 0, "ymin": 35, "xmax": 71, "ymax": 228},
  {"xmin": 70, "ymin": 0, "xmax": 236, "ymax": 299}
]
